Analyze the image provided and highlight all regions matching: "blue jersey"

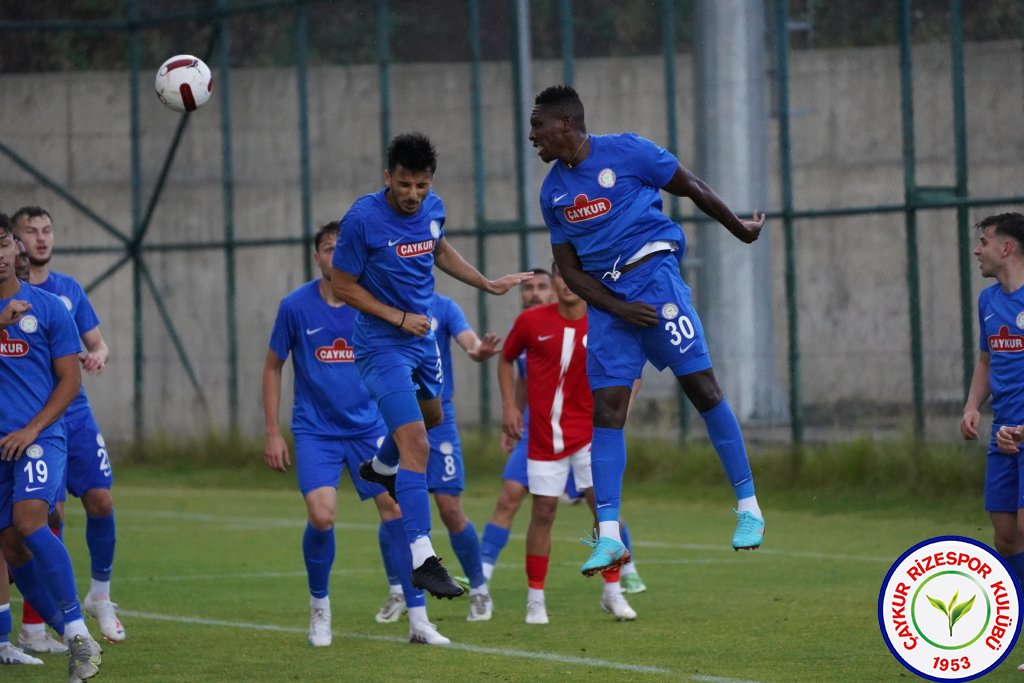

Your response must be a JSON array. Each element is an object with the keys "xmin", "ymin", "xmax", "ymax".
[
  {"xmin": 333, "ymin": 188, "xmax": 446, "ymax": 351},
  {"xmin": 430, "ymin": 293, "xmax": 472, "ymax": 418},
  {"xmin": 32, "ymin": 271, "xmax": 99, "ymax": 419},
  {"xmin": 0, "ymin": 281, "xmax": 81, "ymax": 439},
  {"xmin": 978, "ymin": 283, "xmax": 1024, "ymax": 425},
  {"xmin": 268, "ymin": 280, "xmax": 385, "ymax": 439},
  {"xmin": 539, "ymin": 133, "xmax": 682, "ymax": 277}
]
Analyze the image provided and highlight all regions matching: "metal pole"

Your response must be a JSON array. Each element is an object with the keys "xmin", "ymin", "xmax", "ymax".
[
  {"xmin": 950, "ymin": 0, "xmax": 972, "ymax": 400},
  {"xmin": 559, "ymin": 0, "xmax": 574, "ymax": 85},
  {"xmin": 377, "ymin": 0, "xmax": 391, "ymax": 165},
  {"xmin": 469, "ymin": 0, "xmax": 490, "ymax": 427},
  {"xmin": 295, "ymin": 0, "xmax": 313, "ymax": 278},
  {"xmin": 775, "ymin": 0, "xmax": 803, "ymax": 444},
  {"xmin": 899, "ymin": 0, "xmax": 926, "ymax": 437},
  {"xmin": 510, "ymin": 0, "xmax": 534, "ymax": 271},
  {"xmin": 216, "ymin": 0, "xmax": 239, "ymax": 434},
  {"xmin": 127, "ymin": 0, "xmax": 144, "ymax": 441}
]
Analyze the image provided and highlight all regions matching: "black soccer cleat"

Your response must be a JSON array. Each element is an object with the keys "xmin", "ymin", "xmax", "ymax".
[
  {"xmin": 359, "ymin": 459, "xmax": 397, "ymax": 502},
  {"xmin": 412, "ymin": 556, "xmax": 465, "ymax": 600}
]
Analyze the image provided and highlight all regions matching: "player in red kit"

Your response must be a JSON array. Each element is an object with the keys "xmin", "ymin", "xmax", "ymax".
[{"xmin": 499, "ymin": 265, "xmax": 636, "ymax": 624}]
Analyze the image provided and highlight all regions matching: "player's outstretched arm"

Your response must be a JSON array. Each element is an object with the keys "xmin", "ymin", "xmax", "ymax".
[
  {"xmin": 0, "ymin": 353, "xmax": 80, "ymax": 461},
  {"xmin": 262, "ymin": 349, "xmax": 291, "ymax": 472},
  {"xmin": 457, "ymin": 330, "xmax": 502, "ymax": 362},
  {"xmin": 332, "ymin": 270, "xmax": 430, "ymax": 336},
  {"xmin": 80, "ymin": 326, "xmax": 110, "ymax": 376},
  {"xmin": 663, "ymin": 165, "xmax": 765, "ymax": 244},
  {"xmin": 960, "ymin": 351, "xmax": 991, "ymax": 440},
  {"xmin": 434, "ymin": 238, "xmax": 533, "ymax": 295},
  {"xmin": 497, "ymin": 354, "xmax": 523, "ymax": 440},
  {"xmin": 0, "ymin": 299, "xmax": 30, "ymax": 329},
  {"xmin": 552, "ymin": 243, "xmax": 658, "ymax": 328}
]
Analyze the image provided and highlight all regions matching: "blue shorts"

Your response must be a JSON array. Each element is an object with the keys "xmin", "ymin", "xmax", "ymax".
[
  {"xmin": 427, "ymin": 418, "xmax": 463, "ymax": 494},
  {"xmin": 985, "ymin": 426, "xmax": 1024, "ymax": 512},
  {"xmin": 357, "ymin": 336, "xmax": 443, "ymax": 431},
  {"xmin": 60, "ymin": 407, "xmax": 113, "ymax": 501},
  {"xmin": 587, "ymin": 253, "xmax": 712, "ymax": 389},
  {"xmin": 0, "ymin": 436, "xmax": 67, "ymax": 529},
  {"xmin": 502, "ymin": 436, "xmax": 529, "ymax": 488},
  {"xmin": 295, "ymin": 434, "xmax": 387, "ymax": 499}
]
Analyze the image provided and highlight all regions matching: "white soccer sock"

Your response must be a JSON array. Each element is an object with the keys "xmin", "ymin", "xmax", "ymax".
[
  {"xmin": 63, "ymin": 619, "xmax": 89, "ymax": 641},
  {"xmin": 89, "ymin": 579, "xmax": 111, "ymax": 600},
  {"xmin": 527, "ymin": 587, "xmax": 545, "ymax": 604},
  {"xmin": 470, "ymin": 584, "xmax": 489, "ymax": 597},
  {"xmin": 389, "ymin": 584, "xmax": 403, "ymax": 595},
  {"xmin": 372, "ymin": 457, "xmax": 398, "ymax": 476},
  {"xmin": 310, "ymin": 595, "xmax": 330, "ymax": 610},
  {"xmin": 620, "ymin": 561, "xmax": 637, "ymax": 576},
  {"xmin": 408, "ymin": 605, "xmax": 428, "ymax": 625},
  {"xmin": 410, "ymin": 536, "xmax": 435, "ymax": 568},
  {"xmin": 598, "ymin": 520, "xmax": 621, "ymax": 542},
  {"xmin": 21, "ymin": 623, "xmax": 44, "ymax": 635},
  {"xmin": 482, "ymin": 562, "xmax": 495, "ymax": 581},
  {"xmin": 603, "ymin": 581, "xmax": 622, "ymax": 598},
  {"xmin": 737, "ymin": 496, "xmax": 762, "ymax": 518}
]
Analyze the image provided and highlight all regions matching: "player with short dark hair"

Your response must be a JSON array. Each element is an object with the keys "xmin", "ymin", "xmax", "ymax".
[
  {"xmin": 12, "ymin": 205, "xmax": 125, "ymax": 647},
  {"xmin": 332, "ymin": 132, "xmax": 532, "ymax": 602},
  {"xmin": 0, "ymin": 219, "xmax": 102, "ymax": 680},
  {"xmin": 529, "ymin": 85, "xmax": 767, "ymax": 576}
]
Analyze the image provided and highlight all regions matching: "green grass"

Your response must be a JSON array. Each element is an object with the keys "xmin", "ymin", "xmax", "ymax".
[{"xmin": 7, "ymin": 436, "xmax": 1018, "ymax": 681}]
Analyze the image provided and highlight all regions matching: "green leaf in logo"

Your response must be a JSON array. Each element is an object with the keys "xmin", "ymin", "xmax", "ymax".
[
  {"xmin": 949, "ymin": 594, "xmax": 976, "ymax": 635},
  {"xmin": 927, "ymin": 595, "xmax": 949, "ymax": 617}
]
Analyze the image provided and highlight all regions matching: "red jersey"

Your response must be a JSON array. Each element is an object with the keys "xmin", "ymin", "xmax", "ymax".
[{"xmin": 502, "ymin": 303, "xmax": 591, "ymax": 460}]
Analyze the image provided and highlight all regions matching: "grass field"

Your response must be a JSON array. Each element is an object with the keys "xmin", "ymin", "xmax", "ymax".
[{"xmin": 7, "ymin": 437, "xmax": 1024, "ymax": 682}]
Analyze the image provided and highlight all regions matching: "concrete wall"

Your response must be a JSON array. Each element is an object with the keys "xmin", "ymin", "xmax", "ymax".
[{"xmin": 1, "ymin": 40, "xmax": 1021, "ymax": 442}]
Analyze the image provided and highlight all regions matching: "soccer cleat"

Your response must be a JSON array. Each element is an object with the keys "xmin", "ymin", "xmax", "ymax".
[
  {"xmin": 466, "ymin": 593, "xmax": 493, "ymax": 622},
  {"xmin": 308, "ymin": 606, "xmax": 332, "ymax": 647},
  {"xmin": 731, "ymin": 510, "xmax": 765, "ymax": 551},
  {"xmin": 408, "ymin": 620, "xmax": 450, "ymax": 645},
  {"xmin": 66, "ymin": 633, "xmax": 102, "ymax": 682},
  {"xmin": 620, "ymin": 572, "xmax": 647, "ymax": 594},
  {"xmin": 358, "ymin": 460, "xmax": 397, "ymax": 501},
  {"xmin": 375, "ymin": 593, "xmax": 407, "ymax": 624},
  {"xmin": 601, "ymin": 592, "xmax": 638, "ymax": 621},
  {"xmin": 451, "ymin": 574, "xmax": 471, "ymax": 590},
  {"xmin": 525, "ymin": 600, "xmax": 549, "ymax": 625},
  {"xmin": 579, "ymin": 530, "xmax": 631, "ymax": 577},
  {"xmin": 0, "ymin": 641, "xmax": 44, "ymax": 665},
  {"xmin": 83, "ymin": 594, "xmax": 126, "ymax": 643},
  {"xmin": 18, "ymin": 628, "xmax": 68, "ymax": 654},
  {"xmin": 411, "ymin": 556, "xmax": 465, "ymax": 599}
]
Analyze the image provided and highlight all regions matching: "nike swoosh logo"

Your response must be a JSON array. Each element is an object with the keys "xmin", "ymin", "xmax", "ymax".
[
  {"xmin": 553, "ymin": 193, "xmax": 568, "ymax": 202},
  {"xmin": 538, "ymin": 335, "xmax": 554, "ymax": 341},
  {"xmin": 596, "ymin": 503, "xmax": 610, "ymax": 508},
  {"xmin": 388, "ymin": 238, "xmax": 402, "ymax": 246},
  {"xmin": 24, "ymin": 486, "xmax": 45, "ymax": 493},
  {"xmin": 984, "ymin": 314, "xmax": 996, "ymax": 321},
  {"xmin": 441, "ymin": 474, "xmax": 458, "ymax": 482},
  {"xmin": 306, "ymin": 327, "xmax": 324, "ymax": 335},
  {"xmin": 678, "ymin": 340, "xmax": 696, "ymax": 354}
]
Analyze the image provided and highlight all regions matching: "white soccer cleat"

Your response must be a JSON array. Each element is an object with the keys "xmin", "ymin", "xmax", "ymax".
[
  {"xmin": 525, "ymin": 600, "xmax": 549, "ymax": 625},
  {"xmin": 17, "ymin": 628, "xmax": 68, "ymax": 654},
  {"xmin": 408, "ymin": 620, "xmax": 450, "ymax": 645},
  {"xmin": 83, "ymin": 594, "xmax": 126, "ymax": 643},
  {"xmin": 308, "ymin": 606, "xmax": 332, "ymax": 647},
  {"xmin": 467, "ymin": 592, "xmax": 493, "ymax": 622},
  {"xmin": 0, "ymin": 641, "xmax": 44, "ymax": 665},
  {"xmin": 375, "ymin": 593, "xmax": 407, "ymax": 624},
  {"xmin": 600, "ymin": 592, "xmax": 637, "ymax": 621}
]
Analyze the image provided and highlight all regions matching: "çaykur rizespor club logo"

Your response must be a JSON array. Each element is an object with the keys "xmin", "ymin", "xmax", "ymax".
[{"xmin": 879, "ymin": 536, "xmax": 1022, "ymax": 681}]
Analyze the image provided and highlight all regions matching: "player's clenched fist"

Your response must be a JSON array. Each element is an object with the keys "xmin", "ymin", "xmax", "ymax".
[{"xmin": 0, "ymin": 299, "xmax": 30, "ymax": 329}]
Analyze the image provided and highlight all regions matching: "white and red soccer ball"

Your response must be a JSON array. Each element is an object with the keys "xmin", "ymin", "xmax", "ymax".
[{"xmin": 154, "ymin": 55, "xmax": 213, "ymax": 113}]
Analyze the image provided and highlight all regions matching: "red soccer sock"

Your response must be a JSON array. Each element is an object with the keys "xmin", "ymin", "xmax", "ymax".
[
  {"xmin": 602, "ymin": 565, "xmax": 621, "ymax": 583},
  {"xmin": 526, "ymin": 554, "xmax": 549, "ymax": 590}
]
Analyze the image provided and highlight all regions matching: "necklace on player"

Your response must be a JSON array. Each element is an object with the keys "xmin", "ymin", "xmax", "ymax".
[{"xmin": 566, "ymin": 134, "xmax": 589, "ymax": 168}]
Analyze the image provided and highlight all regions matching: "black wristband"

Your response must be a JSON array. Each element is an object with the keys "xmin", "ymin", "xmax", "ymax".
[{"xmin": 398, "ymin": 311, "xmax": 406, "ymax": 328}]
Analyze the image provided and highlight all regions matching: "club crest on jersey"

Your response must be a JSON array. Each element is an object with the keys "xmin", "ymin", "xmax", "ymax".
[
  {"xmin": 26, "ymin": 444, "xmax": 43, "ymax": 459},
  {"xmin": 564, "ymin": 194, "xmax": 612, "ymax": 223},
  {"xmin": 397, "ymin": 239, "xmax": 435, "ymax": 258},
  {"xmin": 662, "ymin": 303, "xmax": 679, "ymax": 320},
  {"xmin": 316, "ymin": 338, "xmax": 355, "ymax": 362},
  {"xmin": 59, "ymin": 295, "xmax": 73, "ymax": 311},
  {"xmin": 0, "ymin": 329, "xmax": 29, "ymax": 357},
  {"xmin": 989, "ymin": 325, "xmax": 1024, "ymax": 352},
  {"xmin": 598, "ymin": 168, "xmax": 616, "ymax": 188},
  {"xmin": 18, "ymin": 315, "xmax": 38, "ymax": 333},
  {"xmin": 1016, "ymin": 311, "xmax": 1024, "ymax": 329},
  {"xmin": 430, "ymin": 220, "xmax": 441, "ymax": 239}
]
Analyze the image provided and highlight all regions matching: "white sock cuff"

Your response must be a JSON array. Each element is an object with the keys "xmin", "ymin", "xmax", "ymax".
[{"xmin": 372, "ymin": 457, "xmax": 398, "ymax": 476}]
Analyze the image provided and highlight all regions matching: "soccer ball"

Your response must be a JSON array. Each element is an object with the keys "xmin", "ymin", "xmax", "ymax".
[{"xmin": 154, "ymin": 55, "xmax": 213, "ymax": 113}]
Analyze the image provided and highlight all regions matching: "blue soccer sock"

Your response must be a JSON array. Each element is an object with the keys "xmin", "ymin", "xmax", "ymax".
[
  {"xmin": 480, "ymin": 523, "xmax": 511, "ymax": 566},
  {"xmin": 395, "ymin": 469, "xmax": 432, "ymax": 546},
  {"xmin": 0, "ymin": 603, "xmax": 10, "ymax": 642},
  {"xmin": 375, "ymin": 435, "xmax": 400, "ymax": 469},
  {"xmin": 384, "ymin": 518, "xmax": 425, "ymax": 608},
  {"xmin": 620, "ymin": 518, "xmax": 633, "ymax": 553},
  {"xmin": 591, "ymin": 427, "xmax": 627, "ymax": 525},
  {"xmin": 378, "ymin": 522, "xmax": 400, "ymax": 586},
  {"xmin": 302, "ymin": 523, "xmax": 335, "ymax": 599},
  {"xmin": 1005, "ymin": 552, "xmax": 1024, "ymax": 587},
  {"xmin": 8, "ymin": 560, "xmax": 63, "ymax": 635},
  {"xmin": 22, "ymin": 527, "xmax": 83, "ymax": 626},
  {"xmin": 449, "ymin": 520, "xmax": 485, "ymax": 589},
  {"xmin": 700, "ymin": 398, "xmax": 756, "ymax": 500},
  {"xmin": 85, "ymin": 512, "xmax": 116, "ymax": 583}
]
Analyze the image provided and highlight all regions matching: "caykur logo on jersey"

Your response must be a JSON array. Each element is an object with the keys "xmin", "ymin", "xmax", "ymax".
[
  {"xmin": 397, "ymin": 239, "xmax": 435, "ymax": 258},
  {"xmin": 989, "ymin": 325, "xmax": 1024, "ymax": 352},
  {"xmin": 0, "ymin": 329, "xmax": 29, "ymax": 357},
  {"xmin": 316, "ymin": 338, "xmax": 355, "ymax": 362},
  {"xmin": 564, "ymin": 194, "xmax": 612, "ymax": 223}
]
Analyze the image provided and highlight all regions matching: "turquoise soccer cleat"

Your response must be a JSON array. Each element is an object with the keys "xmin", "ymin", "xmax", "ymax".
[
  {"xmin": 579, "ymin": 530, "xmax": 631, "ymax": 577},
  {"xmin": 731, "ymin": 510, "xmax": 765, "ymax": 550}
]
